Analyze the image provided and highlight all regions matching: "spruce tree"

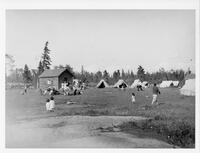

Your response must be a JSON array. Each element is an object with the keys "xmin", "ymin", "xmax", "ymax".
[
  {"xmin": 121, "ymin": 69, "xmax": 125, "ymax": 79},
  {"xmin": 41, "ymin": 41, "xmax": 51, "ymax": 70},
  {"xmin": 137, "ymin": 65, "xmax": 145, "ymax": 81},
  {"xmin": 23, "ymin": 64, "xmax": 32, "ymax": 83},
  {"xmin": 103, "ymin": 70, "xmax": 109, "ymax": 82},
  {"xmin": 38, "ymin": 61, "xmax": 44, "ymax": 75}
]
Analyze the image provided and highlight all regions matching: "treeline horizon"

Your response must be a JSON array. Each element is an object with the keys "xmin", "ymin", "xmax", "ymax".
[
  {"xmin": 6, "ymin": 41, "xmax": 192, "ymax": 86},
  {"xmin": 6, "ymin": 63, "xmax": 190, "ymax": 86}
]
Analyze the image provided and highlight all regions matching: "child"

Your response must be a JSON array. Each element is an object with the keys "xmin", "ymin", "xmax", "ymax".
[
  {"xmin": 21, "ymin": 85, "xmax": 27, "ymax": 95},
  {"xmin": 152, "ymin": 83, "xmax": 161, "ymax": 105},
  {"xmin": 24, "ymin": 85, "xmax": 27, "ymax": 94},
  {"xmin": 46, "ymin": 98, "xmax": 50, "ymax": 111},
  {"xmin": 49, "ymin": 96, "xmax": 55, "ymax": 112},
  {"xmin": 131, "ymin": 93, "xmax": 136, "ymax": 103}
]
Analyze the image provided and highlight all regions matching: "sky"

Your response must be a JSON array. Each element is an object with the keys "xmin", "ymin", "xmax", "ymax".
[{"xmin": 6, "ymin": 10, "xmax": 195, "ymax": 73}]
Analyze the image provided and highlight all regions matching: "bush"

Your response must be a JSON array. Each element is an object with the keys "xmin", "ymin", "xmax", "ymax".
[
  {"xmin": 118, "ymin": 119, "xmax": 195, "ymax": 148},
  {"xmin": 167, "ymin": 121, "xmax": 195, "ymax": 147}
]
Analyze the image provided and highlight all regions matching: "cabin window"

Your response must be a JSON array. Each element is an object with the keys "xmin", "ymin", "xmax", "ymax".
[{"xmin": 47, "ymin": 80, "xmax": 52, "ymax": 85}]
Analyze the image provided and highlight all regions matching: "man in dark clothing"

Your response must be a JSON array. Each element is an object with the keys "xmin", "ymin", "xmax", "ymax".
[{"xmin": 152, "ymin": 83, "xmax": 161, "ymax": 105}]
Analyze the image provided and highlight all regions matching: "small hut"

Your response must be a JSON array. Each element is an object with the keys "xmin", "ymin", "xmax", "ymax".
[{"xmin": 39, "ymin": 68, "xmax": 74, "ymax": 90}]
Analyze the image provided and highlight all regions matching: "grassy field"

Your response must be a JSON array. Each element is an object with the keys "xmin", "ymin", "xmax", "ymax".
[{"xmin": 6, "ymin": 87, "xmax": 195, "ymax": 147}]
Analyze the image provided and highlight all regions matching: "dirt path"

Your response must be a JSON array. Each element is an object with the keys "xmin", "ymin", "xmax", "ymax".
[{"xmin": 6, "ymin": 116, "xmax": 173, "ymax": 148}]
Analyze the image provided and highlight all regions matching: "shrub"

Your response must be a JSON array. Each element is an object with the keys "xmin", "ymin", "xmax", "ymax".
[{"xmin": 118, "ymin": 119, "xmax": 195, "ymax": 148}]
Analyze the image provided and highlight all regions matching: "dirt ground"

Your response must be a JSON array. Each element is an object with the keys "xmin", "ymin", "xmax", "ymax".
[{"xmin": 6, "ymin": 115, "xmax": 174, "ymax": 148}]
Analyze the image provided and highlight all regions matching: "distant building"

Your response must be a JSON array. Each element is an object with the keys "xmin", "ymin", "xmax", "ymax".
[{"xmin": 39, "ymin": 68, "xmax": 74, "ymax": 90}]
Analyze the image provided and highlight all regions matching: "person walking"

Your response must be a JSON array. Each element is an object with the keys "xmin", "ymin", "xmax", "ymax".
[{"xmin": 152, "ymin": 83, "xmax": 161, "ymax": 105}]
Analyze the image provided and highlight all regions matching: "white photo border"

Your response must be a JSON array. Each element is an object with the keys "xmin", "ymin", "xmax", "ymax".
[{"xmin": 0, "ymin": 1, "xmax": 199, "ymax": 153}]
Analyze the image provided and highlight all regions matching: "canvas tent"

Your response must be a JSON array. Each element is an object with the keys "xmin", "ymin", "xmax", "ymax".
[
  {"xmin": 172, "ymin": 81, "xmax": 179, "ymax": 87},
  {"xmin": 142, "ymin": 81, "xmax": 149, "ymax": 88},
  {"xmin": 180, "ymin": 79, "xmax": 195, "ymax": 96},
  {"xmin": 159, "ymin": 80, "xmax": 179, "ymax": 88},
  {"xmin": 179, "ymin": 73, "xmax": 195, "ymax": 88},
  {"xmin": 159, "ymin": 81, "xmax": 173, "ymax": 88},
  {"xmin": 96, "ymin": 79, "xmax": 109, "ymax": 88},
  {"xmin": 113, "ymin": 79, "xmax": 128, "ymax": 88},
  {"xmin": 130, "ymin": 79, "xmax": 142, "ymax": 88}
]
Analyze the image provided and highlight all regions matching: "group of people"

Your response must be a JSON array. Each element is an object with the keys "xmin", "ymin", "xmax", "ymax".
[
  {"xmin": 131, "ymin": 83, "xmax": 161, "ymax": 105},
  {"xmin": 61, "ymin": 81, "xmax": 85, "ymax": 96},
  {"xmin": 46, "ymin": 96, "xmax": 55, "ymax": 112},
  {"xmin": 46, "ymin": 83, "xmax": 160, "ymax": 112}
]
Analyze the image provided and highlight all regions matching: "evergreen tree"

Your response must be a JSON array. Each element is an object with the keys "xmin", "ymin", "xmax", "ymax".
[
  {"xmin": 81, "ymin": 65, "xmax": 84, "ymax": 75},
  {"xmin": 65, "ymin": 64, "xmax": 74, "ymax": 75},
  {"xmin": 41, "ymin": 41, "xmax": 51, "ymax": 70},
  {"xmin": 113, "ymin": 71, "xmax": 118, "ymax": 82},
  {"xmin": 137, "ymin": 65, "xmax": 145, "ymax": 81},
  {"xmin": 103, "ymin": 70, "xmax": 109, "ymax": 82},
  {"xmin": 58, "ymin": 65, "xmax": 65, "ymax": 69},
  {"xmin": 117, "ymin": 70, "xmax": 120, "ymax": 79},
  {"xmin": 130, "ymin": 70, "xmax": 135, "ymax": 78},
  {"xmin": 23, "ymin": 64, "xmax": 32, "ymax": 83},
  {"xmin": 95, "ymin": 71, "xmax": 103, "ymax": 82},
  {"xmin": 121, "ymin": 69, "xmax": 125, "ymax": 79},
  {"xmin": 38, "ymin": 61, "xmax": 44, "ymax": 75}
]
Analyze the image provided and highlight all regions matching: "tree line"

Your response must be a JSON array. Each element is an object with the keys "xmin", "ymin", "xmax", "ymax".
[{"xmin": 6, "ymin": 41, "xmax": 189, "ymax": 87}]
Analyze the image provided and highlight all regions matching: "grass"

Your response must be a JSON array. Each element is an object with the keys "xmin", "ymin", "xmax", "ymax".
[
  {"xmin": 118, "ymin": 117, "xmax": 195, "ymax": 148},
  {"xmin": 6, "ymin": 87, "xmax": 195, "ymax": 147}
]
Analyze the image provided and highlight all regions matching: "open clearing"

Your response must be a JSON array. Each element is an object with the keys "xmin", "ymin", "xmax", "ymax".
[{"xmin": 6, "ymin": 87, "xmax": 195, "ymax": 148}]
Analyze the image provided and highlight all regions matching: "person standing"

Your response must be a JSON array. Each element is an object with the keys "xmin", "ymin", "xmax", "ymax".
[
  {"xmin": 152, "ymin": 83, "xmax": 161, "ymax": 105},
  {"xmin": 24, "ymin": 84, "xmax": 27, "ymax": 94},
  {"xmin": 49, "ymin": 96, "xmax": 55, "ymax": 112},
  {"xmin": 131, "ymin": 93, "xmax": 136, "ymax": 103},
  {"xmin": 46, "ymin": 98, "xmax": 50, "ymax": 111}
]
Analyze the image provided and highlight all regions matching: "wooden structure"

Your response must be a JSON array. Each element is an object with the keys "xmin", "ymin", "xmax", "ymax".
[{"xmin": 39, "ymin": 68, "xmax": 73, "ymax": 90}]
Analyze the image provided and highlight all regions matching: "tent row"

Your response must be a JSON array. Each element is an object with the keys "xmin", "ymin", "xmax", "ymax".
[
  {"xmin": 96, "ymin": 79, "xmax": 148, "ymax": 89},
  {"xmin": 96, "ymin": 79, "xmax": 128, "ymax": 88},
  {"xmin": 96, "ymin": 78, "xmax": 195, "ymax": 97},
  {"xmin": 159, "ymin": 80, "xmax": 179, "ymax": 88}
]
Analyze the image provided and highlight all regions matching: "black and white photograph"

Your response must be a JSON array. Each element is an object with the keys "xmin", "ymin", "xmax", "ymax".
[{"xmin": 2, "ymin": 0, "xmax": 199, "ymax": 150}]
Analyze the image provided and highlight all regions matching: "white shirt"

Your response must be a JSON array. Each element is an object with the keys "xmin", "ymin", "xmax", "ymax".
[
  {"xmin": 46, "ymin": 102, "xmax": 50, "ymax": 111},
  {"xmin": 49, "ymin": 100, "xmax": 55, "ymax": 110},
  {"xmin": 132, "ymin": 95, "xmax": 136, "ymax": 102}
]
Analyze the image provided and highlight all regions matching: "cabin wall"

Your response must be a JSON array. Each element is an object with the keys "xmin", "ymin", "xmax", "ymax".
[{"xmin": 39, "ymin": 77, "xmax": 59, "ymax": 90}]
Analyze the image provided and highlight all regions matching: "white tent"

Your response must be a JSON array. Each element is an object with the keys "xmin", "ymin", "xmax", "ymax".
[
  {"xmin": 113, "ymin": 79, "xmax": 128, "ymax": 88},
  {"xmin": 180, "ymin": 79, "xmax": 195, "ymax": 96},
  {"xmin": 159, "ymin": 80, "xmax": 173, "ymax": 88},
  {"xmin": 96, "ymin": 79, "xmax": 109, "ymax": 88},
  {"xmin": 130, "ymin": 79, "xmax": 142, "ymax": 88},
  {"xmin": 142, "ymin": 81, "xmax": 149, "ymax": 88},
  {"xmin": 172, "ymin": 81, "xmax": 179, "ymax": 87},
  {"xmin": 159, "ymin": 80, "xmax": 179, "ymax": 87}
]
